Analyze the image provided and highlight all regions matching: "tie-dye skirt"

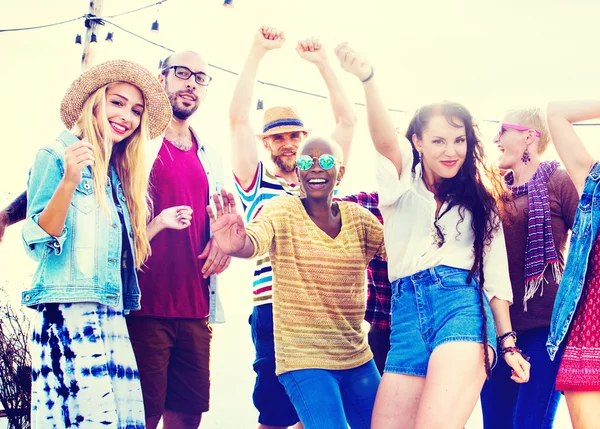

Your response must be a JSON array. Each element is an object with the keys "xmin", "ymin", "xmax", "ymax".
[{"xmin": 30, "ymin": 302, "xmax": 145, "ymax": 428}]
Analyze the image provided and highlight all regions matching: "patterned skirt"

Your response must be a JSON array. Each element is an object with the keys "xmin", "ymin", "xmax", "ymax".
[
  {"xmin": 30, "ymin": 302, "xmax": 145, "ymax": 428},
  {"xmin": 556, "ymin": 237, "xmax": 600, "ymax": 391}
]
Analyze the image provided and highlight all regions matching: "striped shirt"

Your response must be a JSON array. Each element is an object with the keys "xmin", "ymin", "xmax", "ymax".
[
  {"xmin": 234, "ymin": 162, "xmax": 300, "ymax": 306},
  {"xmin": 246, "ymin": 195, "xmax": 386, "ymax": 375}
]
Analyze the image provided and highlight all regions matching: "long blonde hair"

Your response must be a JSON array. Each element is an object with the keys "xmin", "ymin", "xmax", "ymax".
[{"xmin": 73, "ymin": 82, "xmax": 151, "ymax": 269}]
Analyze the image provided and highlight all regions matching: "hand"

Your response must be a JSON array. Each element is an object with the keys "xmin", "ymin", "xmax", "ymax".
[
  {"xmin": 254, "ymin": 25, "xmax": 285, "ymax": 52},
  {"xmin": 334, "ymin": 42, "xmax": 372, "ymax": 81},
  {"xmin": 504, "ymin": 350, "xmax": 531, "ymax": 383},
  {"xmin": 159, "ymin": 205, "xmax": 193, "ymax": 230},
  {"xmin": 198, "ymin": 237, "xmax": 232, "ymax": 278},
  {"xmin": 296, "ymin": 37, "xmax": 327, "ymax": 65},
  {"xmin": 207, "ymin": 189, "xmax": 247, "ymax": 255},
  {"xmin": 63, "ymin": 140, "xmax": 94, "ymax": 187},
  {"xmin": 0, "ymin": 211, "xmax": 8, "ymax": 243}
]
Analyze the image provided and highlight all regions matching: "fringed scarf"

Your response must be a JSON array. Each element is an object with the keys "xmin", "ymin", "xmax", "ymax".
[{"xmin": 505, "ymin": 160, "xmax": 561, "ymax": 311}]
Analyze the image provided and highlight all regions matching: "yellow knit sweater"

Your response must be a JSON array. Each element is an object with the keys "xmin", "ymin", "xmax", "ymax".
[{"xmin": 246, "ymin": 195, "xmax": 386, "ymax": 375}]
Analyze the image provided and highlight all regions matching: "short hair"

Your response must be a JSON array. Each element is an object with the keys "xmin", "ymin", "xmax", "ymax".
[{"xmin": 505, "ymin": 107, "xmax": 551, "ymax": 154}]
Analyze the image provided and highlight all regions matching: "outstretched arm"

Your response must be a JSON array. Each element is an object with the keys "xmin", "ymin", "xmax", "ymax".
[
  {"xmin": 296, "ymin": 38, "xmax": 357, "ymax": 164},
  {"xmin": 335, "ymin": 44, "xmax": 403, "ymax": 177},
  {"xmin": 547, "ymin": 100, "xmax": 598, "ymax": 195},
  {"xmin": 230, "ymin": 25, "xmax": 285, "ymax": 189},
  {"xmin": 0, "ymin": 190, "xmax": 27, "ymax": 243},
  {"xmin": 207, "ymin": 189, "xmax": 255, "ymax": 258}
]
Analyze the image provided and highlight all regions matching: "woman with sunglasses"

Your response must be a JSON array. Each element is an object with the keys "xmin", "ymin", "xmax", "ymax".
[
  {"xmin": 335, "ymin": 46, "xmax": 530, "ymax": 429},
  {"xmin": 545, "ymin": 100, "xmax": 600, "ymax": 428},
  {"xmin": 208, "ymin": 136, "xmax": 385, "ymax": 429},
  {"xmin": 480, "ymin": 108, "xmax": 579, "ymax": 429}
]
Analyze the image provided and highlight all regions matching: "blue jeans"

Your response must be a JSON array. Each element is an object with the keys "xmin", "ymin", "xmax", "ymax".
[
  {"xmin": 480, "ymin": 327, "xmax": 563, "ymax": 429},
  {"xmin": 278, "ymin": 360, "xmax": 380, "ymax": 429},
  {"xmin": 249, "ymin": 304, "xmax": 299, "ymax": 427}
]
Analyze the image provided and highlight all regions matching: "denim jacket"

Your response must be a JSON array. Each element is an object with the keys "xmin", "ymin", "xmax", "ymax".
[
  {"xmin": 22, "ymin": 131, "xmax": 140, "ymax": 311},
  {"xmin": 145, "ymin": 127, "xmax": 226, "ymax": 323},
  {"xmin": 547, "ymin": 161, "xmax": 600, "ymax": 359}
]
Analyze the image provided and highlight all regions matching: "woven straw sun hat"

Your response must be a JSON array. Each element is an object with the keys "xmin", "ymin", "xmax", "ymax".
[
  {"xmin": 60, "ymin": 59, "xmax": 172, "ymax": 140},
  {"xmin": 256, "ymin": 106, "xmax": 311, "ymax": 138}
]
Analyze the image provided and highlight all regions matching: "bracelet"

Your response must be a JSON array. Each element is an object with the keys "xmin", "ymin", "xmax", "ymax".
[
  {"xmin": 500, "ymin": 346, "xmax": 530, "ymax": 362},
  {"xmin": 361, "ymin": 67, "xmax": 375, "ymax": 83},
  {"xmin": 497, "ymin": 331, "xmax": 517, "ymax": 346}
]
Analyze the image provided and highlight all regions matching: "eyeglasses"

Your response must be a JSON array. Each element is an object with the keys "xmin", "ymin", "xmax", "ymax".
[
  {"xmin": 162, "ymin": 65, "xmax": 212, "ymax": 86},
  {"xmin": 296, "ymin": 154, "xmax": 337, "ymax": 171},
  {"xmin": 496, "ymin": 123, "xmax": 541, "ymax": 140}
]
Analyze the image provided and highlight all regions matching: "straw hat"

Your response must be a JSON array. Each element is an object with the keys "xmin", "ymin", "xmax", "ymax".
[
  {"xmin": 60, "ymin": 59, "xmax": 172, "ymax": 140},
  {"xmin": 257, "ymin": 106, "xmax": 311, "ymax": 138}
]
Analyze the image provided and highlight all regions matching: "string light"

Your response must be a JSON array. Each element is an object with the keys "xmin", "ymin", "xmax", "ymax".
[
  {"xmin": 105, "ymin": 32, "xmax": 114, "ymax": 42},
  {"xmin": 223, "ymin": 0, "xmax": 234, "ymax": 7},
  {"xmin": 75, "ymin": 34, "xmax": 82, "ymax": 44},
  {"xmin": 151, "ymin": 20, "xmax": 159, "ymax": 32},
  {"xmin": 257, "ymin": 99, "xmax": 264, "ymax": 110},
  {"xmin": 90, "ymin": 32, "xmax": 97, "ymax": 43}
]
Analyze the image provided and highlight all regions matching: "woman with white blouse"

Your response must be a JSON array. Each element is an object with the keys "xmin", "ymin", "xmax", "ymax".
[{"xmin": 336, "ymin": 46, "xmax": 531, "ymax": 428}]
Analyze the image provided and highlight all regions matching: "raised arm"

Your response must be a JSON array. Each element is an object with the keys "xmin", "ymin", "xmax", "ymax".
[
  {"xmin": 334, "ymin": 44, "xmax": 403, "ymax": 177},
  {"xmin": 296, "ymin": 39, "xmax": 357, "ymax": 164},
  {"xmin": 207, "ymin": 190, "xmax": 255, "ymax": 258},
  {"xmin": 546, "ymin": 100, "xmax": 599, "ymax": 195},
  {"xmin": 0, "ymin": 190, "xmax": 27, "ymax": 243},
  {"xmin": 230, "ymin": 26, "xmax": 285, "ymax": 189}
]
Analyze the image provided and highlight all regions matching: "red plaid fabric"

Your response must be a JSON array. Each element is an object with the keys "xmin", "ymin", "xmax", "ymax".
[{"xmin": 340, "ymin": 192, "xmax": 391, "ymax": 331}]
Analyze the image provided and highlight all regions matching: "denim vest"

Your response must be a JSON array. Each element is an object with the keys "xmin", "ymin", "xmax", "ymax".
[
  {"xmin": 22, "ymin": 131, "xmax": 140, "ymax": 312},
  {"xmin": 145, "ymin": 128, "xmax": 226, "ymax": 323},
  {"xmin": 547, "ymin": 161, "xmax": 600, "ymax": 359}
]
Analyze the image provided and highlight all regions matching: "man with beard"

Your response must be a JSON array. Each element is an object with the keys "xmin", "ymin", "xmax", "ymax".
[
  {"xmin": 230, "ymin": 26, "xmax": 356, "ymax": 429},
  {"xmin": 0, "ymin": 50, "xmax": 229, "ymax": 428},
  {"xmin": 125, "ymin": 50, "xmax": 231, "ymax": 429}
]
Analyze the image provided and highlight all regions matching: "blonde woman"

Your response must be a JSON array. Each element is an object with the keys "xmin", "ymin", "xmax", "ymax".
[{"xmin": 21, "ymin": 60, "xmax": 172, "ymax": 428}]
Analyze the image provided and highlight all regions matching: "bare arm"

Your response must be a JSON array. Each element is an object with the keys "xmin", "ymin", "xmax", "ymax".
[
  {"xmin": 296, "ymin": 39, "xmax": 357, "ymax": 163},
  {"xmin": 334, "ymin": 44, "xmax": 403, "ymax": 176},
  {"xmin": 230, "ymin": 26, "xmax": 285, "ymax": 189},
  {"xmin": 547, "ymin": 100, "xmax": 599, "ymax": 195},
  {"xmin": 0, "ymin": 190, "xmax": 27, "ymax": 243},
  {"xmin": 146, "ymin": 205, "xmax": 193, "ymax": 241},
  {"xmin": 208, "ymin": 190, "xmax": 256, "ymax": 258},
  {"xmin": 489, "ymin": 298, "xmax": 530, "ymax": 383}
]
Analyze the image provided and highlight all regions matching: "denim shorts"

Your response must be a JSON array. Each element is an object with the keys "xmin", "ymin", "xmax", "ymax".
[{"xmin": 385, "ymin": 265, "xmax": 497, "ymax": 376}]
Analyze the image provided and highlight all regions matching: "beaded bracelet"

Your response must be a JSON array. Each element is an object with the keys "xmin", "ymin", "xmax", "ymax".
[
  {"xmin": 497, "ymin": 330, "xmax": 517, "ymax": 346},
  {"xmin": 500, "ymin": 346, "xmax": 530, "ymax": 362}
]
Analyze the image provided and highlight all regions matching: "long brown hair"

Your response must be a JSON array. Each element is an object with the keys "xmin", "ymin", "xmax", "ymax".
[{"xmin": 406, "ymin": 101, "xmax": 506, "ymax": 378}]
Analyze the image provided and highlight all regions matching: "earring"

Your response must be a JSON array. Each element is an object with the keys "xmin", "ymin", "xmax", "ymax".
[
  {"xmin": 418, "ymin": 151, "xmax": 423, "ymax": 162},
  {"xmin": 521, "ymin": 148, "xmax": 531, "ymax": 164}
]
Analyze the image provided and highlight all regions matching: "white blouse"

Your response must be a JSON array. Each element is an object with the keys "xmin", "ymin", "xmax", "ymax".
[{"xmin": 376, "ymin": 137, "xmax": 513, "ymax": 303}]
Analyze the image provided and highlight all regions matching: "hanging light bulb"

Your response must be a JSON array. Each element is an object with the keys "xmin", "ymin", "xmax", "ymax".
[
  {"xmin": 257, "ymin": 99, "xmax": 264, "ymax": 110},
  {"xmin": 105, "ymin": 32, "xmax": 114, "ymax": 42},
  {"xmin": 75, "ymin": 34, "xmax": 82, "ymax": 44},
  {"xmin": 223, "ymin": 0, "xmax": 233, "ymax": 7},
  {"xmin": 90, "ymin": 32, "xmax": 98, "ymax": 43},
  {"xmin": 151, "ymin": 20, "xmax": 160, "ymax": 33}
]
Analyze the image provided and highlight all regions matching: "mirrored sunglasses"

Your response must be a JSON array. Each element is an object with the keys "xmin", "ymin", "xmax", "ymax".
[{"xmin": 296, "ymin": 154, "xmax": 337, "ymax": 171}]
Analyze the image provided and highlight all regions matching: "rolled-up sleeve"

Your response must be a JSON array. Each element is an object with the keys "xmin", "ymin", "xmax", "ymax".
[
  {"xmin": 482, "ymin": 221, "xmax": 513, "ymax": 304},
  {"xmin": 22, "ymin": 149, "xmax": 68, "ymax": 261},
  {"xmin": 376, "ymin": 137, "xmax": 414, "ymax": 208},
  {"xmin": 246, "ymin": 201, "xmax": 277, "ymax": 259}
]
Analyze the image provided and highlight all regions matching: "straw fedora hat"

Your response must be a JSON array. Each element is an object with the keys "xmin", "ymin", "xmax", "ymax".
[
  {"xmin": 256, "ymin": 106, "xmax": 311, "ymax": 138},
  {"xmin": 60, "ymin": 59, "xmax": 172, "ymax": 140}
]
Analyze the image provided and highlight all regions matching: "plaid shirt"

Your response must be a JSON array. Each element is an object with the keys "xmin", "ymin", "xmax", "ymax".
[{"xmin": 341, "ymin": 192, "xmax": 391, "ymax": 331}]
